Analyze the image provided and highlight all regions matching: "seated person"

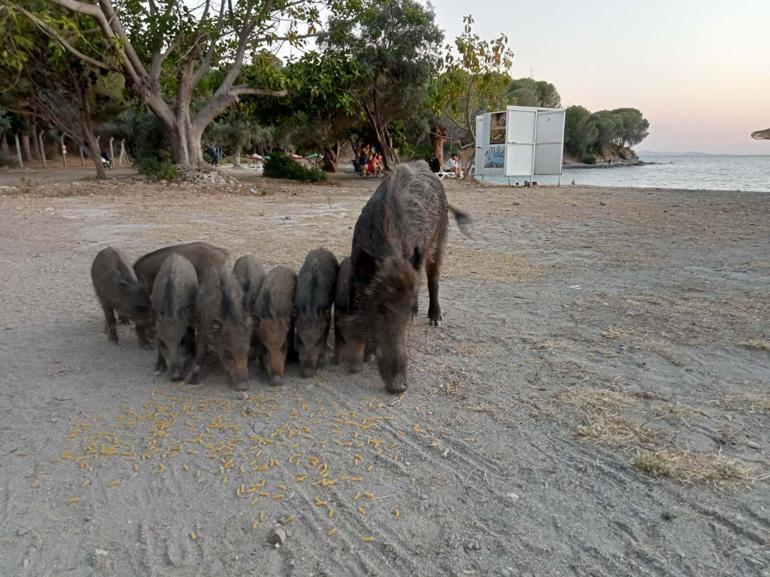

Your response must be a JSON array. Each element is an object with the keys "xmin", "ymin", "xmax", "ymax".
[
  {"xmin": 368, "ymin": 152, "xmax": 384, "ymax": 176},
  {"xmin": 429, "ymin": 155, "xmax": 441, "ymax": 173},
  {"xmin": 359, "ymin": 144, "xmax": 371, "ymax": 177},
  {"xmin": 444, "ymin": 153, "xmax": 463, "ymax": 177}
]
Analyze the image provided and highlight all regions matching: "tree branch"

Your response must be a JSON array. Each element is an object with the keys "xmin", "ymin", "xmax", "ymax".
[
  {"xmin": 13, "ymin": 5, "xmax": 113, "ymax": 72},
  {"xmin": 44, "ymin": 0, "xmax": 101, "ymax": 17},
  {"xmin": 230, "ymin": 86, "xmax": 288, "ymax": 98}
]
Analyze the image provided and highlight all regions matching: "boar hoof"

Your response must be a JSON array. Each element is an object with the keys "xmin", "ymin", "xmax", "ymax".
[
  {"xmin": 170, "ymin": 372, "xmax": 184, "ymax": 382},
  {"xmin": 185, "ymin": 366, "xmax": 201, "ymax": 385},
  {"xmin": 429, "ymin": 318, "xmax": 442, "ymax": 327},
  {"xmin": 269, "ymin": 376, "xmax": 283, "ymax": 387},
  {"xmin": 299, "ymin": 368, "xmax": 315, "ymax": 379},
  {"xmin": 232, "ymin": 380, "xmax": 250, "ymax": 392},
  {"xmin": 386, "ymin": 380, "xmax": 408, "ymax": 394}
]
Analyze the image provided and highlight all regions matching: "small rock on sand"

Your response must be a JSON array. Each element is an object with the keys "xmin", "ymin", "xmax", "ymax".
[{"xmin": 268, "ymin": 526, "xmax": 287, "ymax": 546}]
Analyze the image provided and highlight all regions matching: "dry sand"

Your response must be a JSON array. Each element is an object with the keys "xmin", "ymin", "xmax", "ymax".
[{"xmin": 0, "ymin": 166, "xmax": 768, "ymax": 576}]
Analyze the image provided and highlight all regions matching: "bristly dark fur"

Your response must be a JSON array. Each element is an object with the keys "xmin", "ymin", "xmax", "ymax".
[
  {"xmin": 296, "ymin": 248, "xmax": 339, "ymax": 315},
  {"xmin": 254, "ymin": 266, "xmax": 297, "ymax": 320},
  {"xmin": 347, "ymin": 161, "xmax": 471, "ymax": 390}
]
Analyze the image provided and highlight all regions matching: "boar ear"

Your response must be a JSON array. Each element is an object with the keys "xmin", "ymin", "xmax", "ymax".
[
  {"xmin": 409, "ymin": 247, "xmax": 424, "ymax": 271},
  {"xmin": 118, "ymin": 279, "xmax": 130, "ymax": 288},
  {"xmin": 353, "ymin": 251, "xmax": 376, "ymax": 282}
]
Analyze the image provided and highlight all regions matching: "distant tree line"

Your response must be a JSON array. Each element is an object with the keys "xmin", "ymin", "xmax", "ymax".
[
  {"xmin": 564, "ymin": 106, "xmax": 649, "ymax": 161},
  {"xmin": 0, "ymin": 1, "xmax": 649, "ymax": 178}
]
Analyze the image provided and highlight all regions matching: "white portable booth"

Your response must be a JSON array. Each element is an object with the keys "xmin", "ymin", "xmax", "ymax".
[{"xmin": 474, "ymin": 105, "xmax": 566, "ymax": 183}]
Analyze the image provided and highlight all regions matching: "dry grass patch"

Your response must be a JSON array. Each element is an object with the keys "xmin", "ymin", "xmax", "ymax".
[
  {"xmin": 654, "ymin": 402, "xmax": 696, "ymax": 422},
  {"xmin": 551, "ymin": 388, "xmax": 661, "ymax": 449},
  {"xmin": 443, "ymin": 247, "xmax": 541, "ymax": 283},
  {"xmin": 739, "ymin": 338, "xmax": 770, "ymax": 352},
  {"xmin": 721, "ymin": 393, "xmax": 770, "ymax": 415},
  {"xmin": 545, "ymin": 388, "xmax": 760, "ymax": 488},
  {"xmin": 633, "ymin": 450, "xmax": 758, "ymax": 489},
  {"xmin": 577, "ymin": 417, "xmax": 661, "ymax": 448},
  {"xmin": 637, "ymin": 338, "xmax": 684, "ymax": 366},
  {"xmin": 601, "ymin": 327, "xmax": 629, "ymax": 340}
]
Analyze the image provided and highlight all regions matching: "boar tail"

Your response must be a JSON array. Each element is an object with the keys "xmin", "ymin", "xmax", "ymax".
[{"xmin": 448, "ymin": 205, "xmax": 473, "ymax": 238}]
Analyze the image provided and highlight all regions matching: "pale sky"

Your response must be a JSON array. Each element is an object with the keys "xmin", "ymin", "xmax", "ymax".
[{"xmin": 433, "ymin": 0, "xmax": 770, "ymax": 154}]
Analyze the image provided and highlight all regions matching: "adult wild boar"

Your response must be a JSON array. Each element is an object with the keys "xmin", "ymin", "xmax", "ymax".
[
  {"xmin": 253, "ymin": 266, "xmax": 297, "ymax": 386},
  {"xmin": 349, "ymin": 161, "xmax": 471, "ymax": 393},
  {"xmin": 333, "ymin": 257, "xmax": 375, "ymax": 371},
  {"xmin": 152, "ymin": 254, "xmax": 198, "ymax": 381},
  {"xmin": 186, "ymin": 266, "xmax": 251, "ymax": 390},
  {"xmin": 232, "ymin": 255, "xmax": 266, "ymax": 311},
  {"xmin": 295, "ymin": 248, "xmax": 339, "ymax": 377},
  {"xmin": 133, "ymin": 242, "xmax": 228, "ymax": 293},
  {"xmin": 91, "ymin": 247, "xmax": 153, "ymax": 347}
]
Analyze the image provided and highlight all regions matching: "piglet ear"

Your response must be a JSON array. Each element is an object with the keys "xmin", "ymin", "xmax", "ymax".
[{"xmin": 409, "ymin": 247, "xmax": 424, "ymax": 271}]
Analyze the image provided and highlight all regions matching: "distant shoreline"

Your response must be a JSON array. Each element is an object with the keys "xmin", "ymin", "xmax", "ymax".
[{"xmin": 563, "ymin": 160, "xmax": 652, "ymax": 170}]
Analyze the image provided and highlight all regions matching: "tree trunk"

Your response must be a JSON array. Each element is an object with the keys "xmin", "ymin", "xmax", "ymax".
[
  {"xmin": 21, "ymin": 134, "xmax": 33, "ymax": 162},
  {"xmin": 430, "ymin": 123, "xmax": 446, "ymax": 168},
  {"xmin": 83, "ymin": 130, "xmax": 106, "ymax": 180},
  {"xmin": 39, "ymin": 130, "xmax": 47, "ymax": 168},
  {"xmin": 1, "ymin": 135, "xmax": 9, "ymax": 158},
  {"xmin": 14, "ymin": 134, "xmax": 23, "ymax": 168},
  {"xmin": 322, "ymin": 142, "xmax": 341, "ymax": 172},
  {"xmin": 234, "ymin": 146, "xmax": 241, "ymax": 167},
  {"xmin": 365, "ymin": 98, "xmax": 396, "ymax": 171},
  {"xmin": 32, "ymin": 125, "xmax": 42, "ymax": 159}
]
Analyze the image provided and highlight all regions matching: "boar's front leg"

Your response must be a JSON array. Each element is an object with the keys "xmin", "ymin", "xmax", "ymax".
[
  {"xmin": 98, "ymin": 297, "xmax": 119, "ymax": 343},
  {"xmin": 426, "ymin": 259, "xmax": 442, "ymax": 327},
  {"xmin": 135, "ymin": 325, "xmax": 152, "ymax": 349},
  {"xmin": 185, "ymin": 325, "xmax": 207, "ymax": 384},
  {"xmin": 155, "ymin": 349, "xmax": 167, "ymax": 373}
]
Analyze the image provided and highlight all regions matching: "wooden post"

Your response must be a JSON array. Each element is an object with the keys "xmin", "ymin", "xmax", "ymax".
[
  {"xmin": 14, "ymin": 133, "xmax": 23, "ymax": 168},
  {"xmin": 79, "ymin": 144, "xmax": 85, "ymax": 167},
  {"xmin": 39, "ymin": 130, "xmax": 47, "ymax": 168},
  {"xmin": 109, "ymin": 137, "xmax": 114, "ymax": 167},
  {"xmin": 61, "ymin": 135, "xmax": 67, "ymax": 168}
]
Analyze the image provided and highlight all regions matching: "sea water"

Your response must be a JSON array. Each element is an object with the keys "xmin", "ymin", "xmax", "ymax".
[{"xmin": 481, "ymin": 154, "xmax": 770, "ymax": 192}]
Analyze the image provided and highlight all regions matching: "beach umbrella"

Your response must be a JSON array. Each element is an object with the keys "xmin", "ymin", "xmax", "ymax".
[{"xmin": 751, "ymin": 128, "xmax": 770, "ymax": 140}]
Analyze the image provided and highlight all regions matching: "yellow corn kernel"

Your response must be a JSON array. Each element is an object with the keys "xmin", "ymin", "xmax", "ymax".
[
  {"xmin": 189, "ymin": 531, "xmax": 197, "ymax": 541},
  {"xmin": 328, "ymin": 527, "xmax": 337, "ymax": 537},
  {"xmin": 360, "ymin": 535, "xmax": 375, "ymax": 543}
]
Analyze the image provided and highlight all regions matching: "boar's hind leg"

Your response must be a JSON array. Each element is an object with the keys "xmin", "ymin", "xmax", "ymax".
[
  {"xmin": 155, "ymin": 350, "xmax": 167, "ymax": 373},
  {"xmin": 135, "ymin": 325, "xmax": 152, "ymax": 349},
  {"xmin": 426, "ymin": 258, "xmax": 442, "ymax": 327},
  {"xmin": 99, "ymin": 298, "xmax": 119, "ymax": 343}
]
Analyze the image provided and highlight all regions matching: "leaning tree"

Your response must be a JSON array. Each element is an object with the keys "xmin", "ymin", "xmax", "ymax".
[{"xmin": 5, "ymin": 0, "xmax": 330, "ymax": 169}]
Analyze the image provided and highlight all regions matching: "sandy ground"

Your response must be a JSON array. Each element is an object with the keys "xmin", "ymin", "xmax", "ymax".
[{"xmin": 0, "ymin": 166, "xmax": 768, "ymax": 577}]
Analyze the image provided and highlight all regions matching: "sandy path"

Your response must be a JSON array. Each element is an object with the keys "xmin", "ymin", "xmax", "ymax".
[{"xmin": 0, "ymin": 173, "xmax": 768, "ymax": 576}]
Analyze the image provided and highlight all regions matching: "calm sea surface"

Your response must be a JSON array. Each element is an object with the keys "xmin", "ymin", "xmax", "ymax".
[{"xmin": 482, "ymin": 154, "xmax": 770, "ymax": 192}]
